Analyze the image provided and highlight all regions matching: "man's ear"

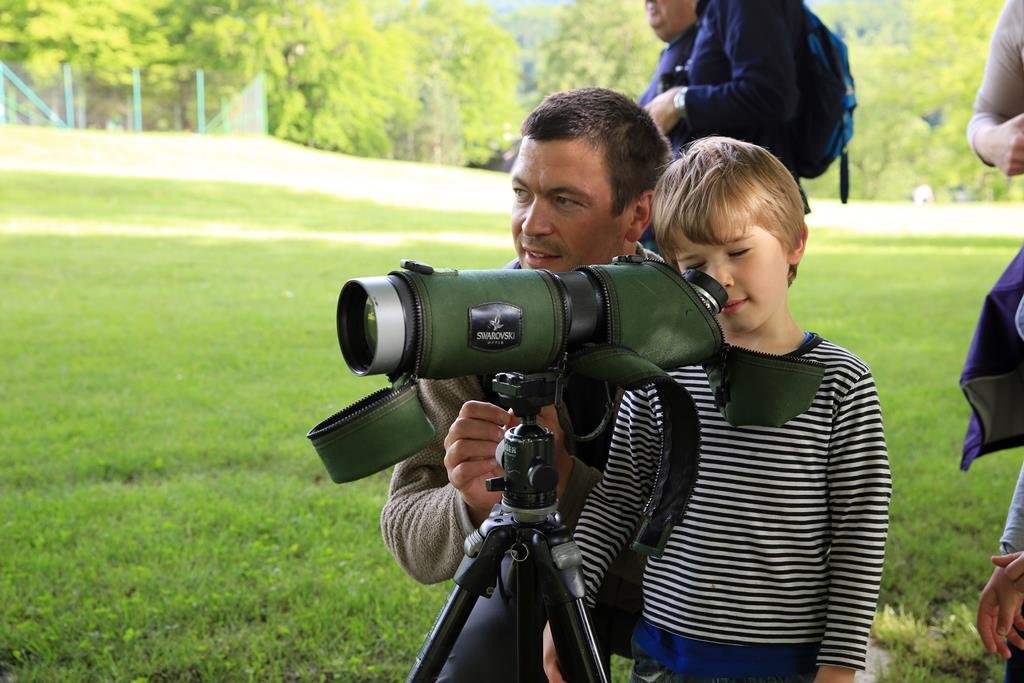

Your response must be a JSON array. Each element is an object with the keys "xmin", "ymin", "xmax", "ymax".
[
  {"xmin": 623, "ymin": 189, "xmax": 654, "ymax": 242},
  {"xmin": 787, "ymin": 225, "xmax": 809, "ymax": 265}
]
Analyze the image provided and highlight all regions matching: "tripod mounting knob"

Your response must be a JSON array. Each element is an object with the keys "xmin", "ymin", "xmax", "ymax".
[{"xmin": 528, "ymin": 462, "xmax": 558, "ymax": 492}]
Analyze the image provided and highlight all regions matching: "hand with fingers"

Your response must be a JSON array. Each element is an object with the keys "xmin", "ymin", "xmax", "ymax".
[
  {"xmin": 644, "ymin": 86, "xmax": 685, "ymax": 136},
  {"xmin": 444, "ymin": 400, "xmax": 575, "ymax": 528},
  {"xmin": 977, "ymin": 551, "xmax": 1024, "ymax": 658},
  {"xmin": 975, "ymin": 113, "xmax": 1024, "ymax": 177},
  {"xmin": 443, "ymin": 401, "xmax": 510, "ymax": 527}
]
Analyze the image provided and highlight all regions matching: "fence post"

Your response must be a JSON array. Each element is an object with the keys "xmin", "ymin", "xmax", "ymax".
[
  {"xmin": 132, "ymin": 67, "xmax": 142, "ymax": 132},
  {"xmin": 258, "ymin": 72, "xmax": 267, "ymax": 135},
  {"xmin": 62, "ymin": 63, "xmax": 74, "ymax": 128},
  {"xmin": 0, "ymin": 62, "xmax": 6, "ymax": 125},
  {"xmin": 196, "ymin": 69, "xmax": 205, "ymax": 134}
]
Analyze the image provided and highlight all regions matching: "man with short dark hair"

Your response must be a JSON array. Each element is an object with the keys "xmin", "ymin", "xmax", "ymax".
[{"xmin": 380, "ymin": 87, "xmax": 670, "ymax": 680}]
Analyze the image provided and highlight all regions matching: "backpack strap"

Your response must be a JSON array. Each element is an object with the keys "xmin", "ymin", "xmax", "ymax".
[{"xmin": 840, "ymin": 148, "xmax": 850, "ymax": 204}]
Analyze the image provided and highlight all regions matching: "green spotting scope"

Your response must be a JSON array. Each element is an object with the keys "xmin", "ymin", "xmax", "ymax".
[
  {"xmin": 309, "ymin": 256, "xmax": 827, "ymax": 486},
  {"xmin": 336, "ymin": 256, "xmax": 727, "ymax": 381},
  {"xmin": 307, "ymin": 256, "xmax": 826, "ymax": 557}
]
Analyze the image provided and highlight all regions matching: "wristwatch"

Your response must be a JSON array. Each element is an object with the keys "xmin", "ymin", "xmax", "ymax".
[{"xmin": 673, "ymin": 86, "xmax": 689, "ymax": 120}]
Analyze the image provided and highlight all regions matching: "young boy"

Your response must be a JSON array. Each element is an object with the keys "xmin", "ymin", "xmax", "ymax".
[{"xmin": 544, "ymin": 137, "xmax": 891, "ymax": 683}]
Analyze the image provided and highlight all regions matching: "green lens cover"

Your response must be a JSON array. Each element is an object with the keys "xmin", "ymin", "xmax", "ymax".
[
  {"xmin": 307, "ymin": 381, "xmax": 434, "ymax": 483},
  {"xmin": 403, "ymin": 268, "xmax": 567, "ymax": 379},
  {"xmin": 706, "ymin": 346, "xmax": 825, "ymax": 427}
]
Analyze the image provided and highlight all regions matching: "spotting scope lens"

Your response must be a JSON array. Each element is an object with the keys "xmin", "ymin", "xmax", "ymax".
[
  {"xmin": 337, "ymin": 276, "xmax": 410, "ymax": 376},
  {"xmin": 364, "ymin": 299, "xmax": 378, "ymax": 353}
]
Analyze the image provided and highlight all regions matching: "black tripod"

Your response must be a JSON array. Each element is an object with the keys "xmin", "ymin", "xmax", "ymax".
[{"xmin": 407, "ymin": 371, "xmax": 610, "ymax": 683}]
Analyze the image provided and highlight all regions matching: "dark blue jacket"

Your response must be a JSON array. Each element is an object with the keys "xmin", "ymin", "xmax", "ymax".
[
  {"xmin": 960, "ymin": 245, "xmax": 1024, "ymax": 470},
  {"xmin": 638, "ymin": 26, "xmax": 698, "ymax": 154},
  {"xmin": 685, "ymin": 0, "xmax": 802, "ymax": 173}
]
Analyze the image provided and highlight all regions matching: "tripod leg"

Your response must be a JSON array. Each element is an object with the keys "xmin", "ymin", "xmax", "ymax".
[
  {"xmin": 512, "ymin": 540, "xmax": 544, "ymax": 682},
  {"xmin": 530, "ymin": 531, "xmax": 609, "ymax": 683},
  {"xmin": 407, "ymin": 586, "xmax": 481, "ymax": 682},
  {"xmin": 407, "ymin": 526, "xmax": 510, "ymax": 683},
  {"xmin": 546, "ymin": 599, "xmax": 608, "ymax": 683}
]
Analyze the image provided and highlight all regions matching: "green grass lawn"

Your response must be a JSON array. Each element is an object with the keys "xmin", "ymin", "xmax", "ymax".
[{"xmin": 1, "ymin": 169, "xmax": 1022, "ymax": 681}]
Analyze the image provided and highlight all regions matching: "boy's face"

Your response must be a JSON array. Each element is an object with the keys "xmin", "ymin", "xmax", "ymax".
[
  {"xmin": 511, "ymin": 136, "xmax": 647, "ymax": 272},
  {"xmin": 674, "ymin": 225, "xmax": 807, "ymax": 351}
]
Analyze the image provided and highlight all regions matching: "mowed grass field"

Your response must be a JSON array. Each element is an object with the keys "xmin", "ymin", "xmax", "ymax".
[{"xmin": 1, "ymin": 133, "xmax": 1023, "ymax": 681}]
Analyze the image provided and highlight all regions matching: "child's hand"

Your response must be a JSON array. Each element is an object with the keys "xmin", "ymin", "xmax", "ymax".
[{"xmin": 977, "ymin": 552, "xmax": 1024, "ymax": 657}]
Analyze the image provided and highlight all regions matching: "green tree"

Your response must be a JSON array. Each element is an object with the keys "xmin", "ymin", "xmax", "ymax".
[
  {"xmin": 397, "ymin": 0, "xmax": 522, "ymax": 166},
  {"xmin": 807, "ymin": 0, "xmax": 1021, "ymax": 201},
  {"xmin": 535, "ymin": 0, "xmax": 661, "ymax": 102},
  {"xmin": 162, "ymin": 0, "xmax": 418, "ymax": 157},
  {"xmin": 271, "ymin": 2, "xmax": 416, "ymax": 156},
  {"xmin": 495, "ymin": 5, "xmax": 562, "ymax": 108},
  {"xmin": 905, "ymin": 0, "xmax": 1016, "ymax": 199},
  {"xmin": 2, "ymin": 0, "xmax": 170, "ymax": 82}
]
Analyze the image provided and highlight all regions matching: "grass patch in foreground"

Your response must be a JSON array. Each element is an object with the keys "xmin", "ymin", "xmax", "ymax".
[{"xmin": 1, "ymin": 170, "xmax": 1022, "ymax": 680}]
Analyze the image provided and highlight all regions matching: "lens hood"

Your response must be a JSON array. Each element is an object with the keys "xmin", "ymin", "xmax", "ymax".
[
  {"xmin": 307, "ymin": 380, "xmax": 434, "ymax": 483},
  {"xmin": 705, "ymin": 346, "xmax": 826, "ymax": 427}
]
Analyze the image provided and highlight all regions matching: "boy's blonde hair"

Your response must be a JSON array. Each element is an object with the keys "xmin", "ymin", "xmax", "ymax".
[{"xmin": 653, "ymin": 136, "xmax": 807, "ymax": 283}]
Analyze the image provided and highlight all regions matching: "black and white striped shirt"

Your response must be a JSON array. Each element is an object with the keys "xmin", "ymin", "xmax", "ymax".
[{"xmin": 574, "ymin": 337, "xmax": 891, "ymax": 671}]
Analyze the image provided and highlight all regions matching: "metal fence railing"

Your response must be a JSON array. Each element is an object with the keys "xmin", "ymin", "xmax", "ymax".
[{"xmin": 0, "ymin": 62, "xmax": 266, "ymax": 135}]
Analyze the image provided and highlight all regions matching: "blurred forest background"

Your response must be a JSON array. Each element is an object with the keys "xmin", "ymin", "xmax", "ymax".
[{"xmin": 0, "ymin": 0, "xmax": 1018, "ymax": 201}]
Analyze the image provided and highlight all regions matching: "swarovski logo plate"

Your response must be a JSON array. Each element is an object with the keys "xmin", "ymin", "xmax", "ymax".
[{"xmin": 469, "ymin": 303, "xmax": 522, "ymax": 351}]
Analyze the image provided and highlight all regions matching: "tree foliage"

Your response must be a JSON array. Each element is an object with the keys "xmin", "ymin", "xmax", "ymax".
[
  {"xmin": 397, "ymin": 0, "xmax": 522, "ymax": 165},
  {"xmin": 2, "ymin": 0, "xmax": 1023, "ymax": 196},
  {"xmin": 535, "ymin": 0, "xmax": 661, "ymax": 102},
  {"xmin": 0, "ymin": 0, "xmax": 520, "ymax": 164},
  {"xmin": 805, "ymin": 0, "xmax": 1023, "ymax": 201}
]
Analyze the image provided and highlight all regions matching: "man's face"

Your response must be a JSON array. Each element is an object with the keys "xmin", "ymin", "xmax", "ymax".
[
  {"xmin": 510, "ymin": 137, "xmax": 639, "ymax": 273},
  {"xmin": 645, "ymin": 0, "xmax": 697, "ymax": 43}
]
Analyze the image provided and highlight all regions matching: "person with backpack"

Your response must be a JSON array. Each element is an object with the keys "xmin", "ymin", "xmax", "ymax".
[
  {"xmin": 664, "ymin": 0, "xmax": 803, "ymax": 176},
  {"xmin": 652, "ymin": 0, "xmax": 856, "ymax": 209}
]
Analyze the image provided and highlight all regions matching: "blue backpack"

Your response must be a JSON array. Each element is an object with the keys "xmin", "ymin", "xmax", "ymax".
[{"xmin": 791, "ymin": 5, "xmax": 856, "ymax": 203}]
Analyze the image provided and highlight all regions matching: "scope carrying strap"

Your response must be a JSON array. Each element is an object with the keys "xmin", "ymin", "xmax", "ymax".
[
  {"xmin": 566, "ymin": 343, "xmax": 825, "ymax": 557},
  {"xmin": 566, "ymin": 345, "xmax": 701, "ymax": 556}
]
